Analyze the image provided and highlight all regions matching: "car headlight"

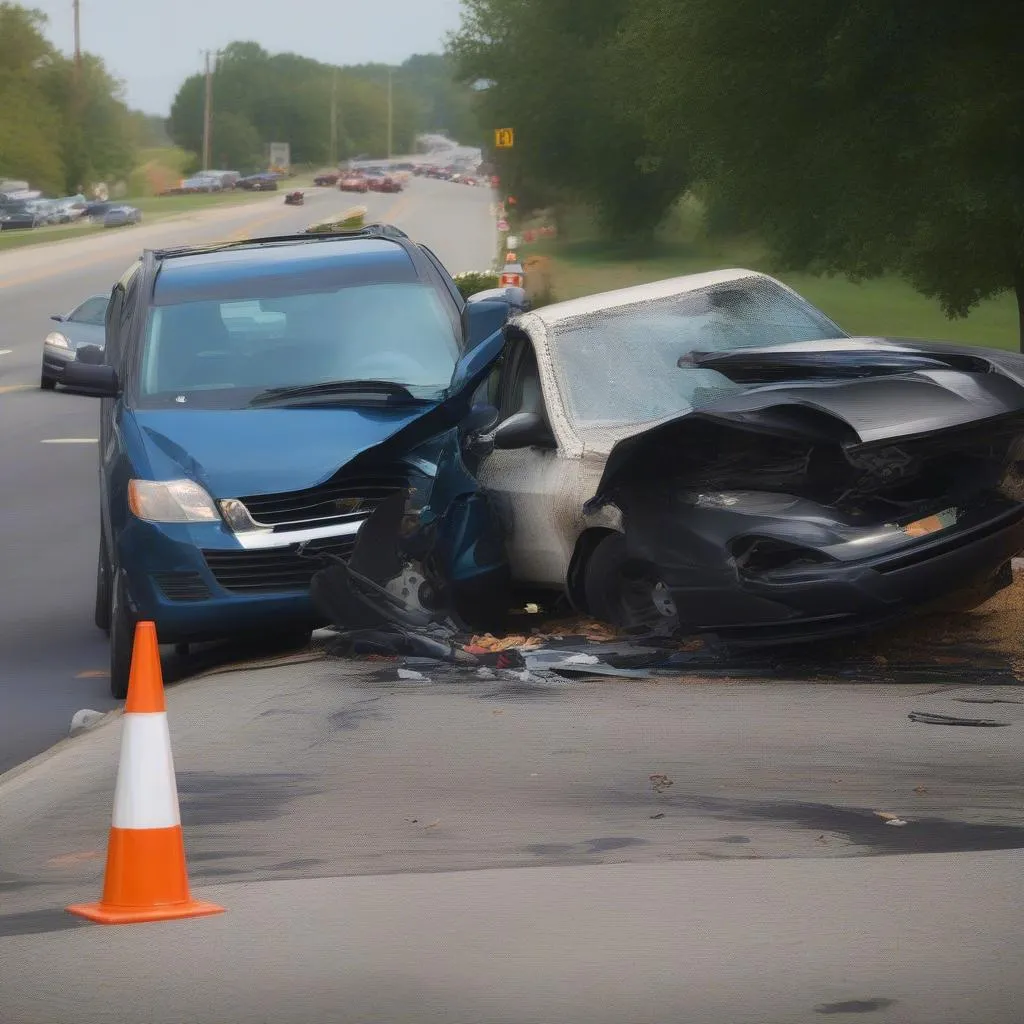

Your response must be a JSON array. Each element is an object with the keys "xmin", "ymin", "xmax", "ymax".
[
  {"xmin": 45, "ymin": 331, "xmax": 70, "ymax": 349},
  {"xmin": 128, "ymin": 479, "xmax": 220, "ymax": 523}
]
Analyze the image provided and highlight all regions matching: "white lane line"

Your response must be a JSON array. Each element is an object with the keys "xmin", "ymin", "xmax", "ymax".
[
  {"xmin": 0, "ymin": 349, "xmax": 12, "ymax": 356},
  {"xmin": 40, "ymin": 437, "xmax": 98, "ymax": 444}
]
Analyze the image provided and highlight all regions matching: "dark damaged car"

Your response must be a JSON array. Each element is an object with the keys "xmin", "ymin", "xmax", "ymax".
[
  {"xmin": 63, "ymin": 225, "xmax": 527, "ymax": 698},
  {"xmin": 468, "ymin": 270, "xmax": 1024, "ymax": 644}
]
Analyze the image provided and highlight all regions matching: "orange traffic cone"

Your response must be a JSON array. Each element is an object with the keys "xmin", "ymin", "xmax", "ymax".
[{"xmin": 67, "ymin": 621, "xmax": 225, "ymax": 925}]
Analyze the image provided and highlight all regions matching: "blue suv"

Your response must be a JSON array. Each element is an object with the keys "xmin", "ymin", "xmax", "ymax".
[{"xmin": 66, "ymin": 225, "xmax": 526, "ymax": 697}]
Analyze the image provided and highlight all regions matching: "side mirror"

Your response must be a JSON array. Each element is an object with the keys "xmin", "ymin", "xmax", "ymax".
[
  {"xmin": 50, "ymin": 314, "xmax": 64, "ymax": 322},
  {"xmin": 491, "ymin": 411, "xmax": 552, "ymax": 450},
  {"xmin": 466, "ymin": 285, "xmax": 531, "ymax": 312},
  {"xmin": 63, "ymin": 360, "xmax": 119, "ymax": 396},
  {"xmin": 461, "ymin": 402, "xmax": 500, "ymax": 436}
]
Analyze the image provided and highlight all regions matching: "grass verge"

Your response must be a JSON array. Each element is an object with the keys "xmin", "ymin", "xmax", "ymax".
[{"xmin": 524, "ymin": 202, "xmax": 1020, "ymax": 351}]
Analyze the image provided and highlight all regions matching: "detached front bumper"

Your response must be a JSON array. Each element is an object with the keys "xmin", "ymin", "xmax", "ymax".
[{"xmin": 652, "ymin": 498, "xmax": 1024, "ymax": 645}]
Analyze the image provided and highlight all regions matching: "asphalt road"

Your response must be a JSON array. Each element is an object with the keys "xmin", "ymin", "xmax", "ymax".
[
  {"xmin": 0, "ymin": 178, "xmax": 497, "ymax": 774},
  {"xmin": 1, "ymin": 658, "xmax": 1022, "ymax": 1022}
]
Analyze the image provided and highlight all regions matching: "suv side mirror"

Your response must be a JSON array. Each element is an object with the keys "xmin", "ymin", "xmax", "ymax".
[
  {"xmin": 461, "ymin": 402, "xmax": 500, "ymax": 437},
  {"xmin": 491, "ymin": 411, "xmax": 553, "ymax": 450},
  {"xmin": 50, "ymin": 314, "xmax": 64, "ymax": 322},
  {"xmin": 466, "ymin": 286, "xmax": 530, "ymax": 312},
  {"xmin": 63, "ymin": 360, "xmax": 119, "ymax": 396}
]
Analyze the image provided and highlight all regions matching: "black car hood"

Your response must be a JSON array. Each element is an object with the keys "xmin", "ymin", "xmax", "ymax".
[{"xmin": 594, "ymin": 337, "xmax": 1024, "ymax": 502}]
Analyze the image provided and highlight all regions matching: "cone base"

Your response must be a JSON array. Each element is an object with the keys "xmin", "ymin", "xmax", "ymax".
[{"xmin": 66, "ymin": 899, "xmax": 225, "ymax": 925}]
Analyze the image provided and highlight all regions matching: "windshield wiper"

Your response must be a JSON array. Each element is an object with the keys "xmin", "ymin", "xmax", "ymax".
[{"xmin": 248, "ymin": 379, "xmax": 432, "ymax": 407}]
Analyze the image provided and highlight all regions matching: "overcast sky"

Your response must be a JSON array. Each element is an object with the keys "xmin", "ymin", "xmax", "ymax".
[{"xmin": 31, "ymin": 0, "xmax": 465, "ymax": 115}]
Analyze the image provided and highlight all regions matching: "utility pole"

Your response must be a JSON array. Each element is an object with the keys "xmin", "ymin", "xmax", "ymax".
[
  {"xmin": 387, "ymin": 68, "xmax": 393, "ymax": 162},
  {"xmin": 72, "ymin": 0, "xmax": 82, "ymax": 83},
  {"xmin": 329, "ymin": 69, "xmax": 338, "ymax": 167},
  {"xmin": 202, "ymin": 50, "xmax": 214, "ymax": 172}
]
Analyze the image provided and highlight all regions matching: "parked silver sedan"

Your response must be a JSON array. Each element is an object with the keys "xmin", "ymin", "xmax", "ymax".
[
  {"xmin": 102, "ymin": 204, "xmax": 142, "ymax": 228},
  {"xmin": 40, "ymin": 293, "xmax": 109, "ymax": 389}
]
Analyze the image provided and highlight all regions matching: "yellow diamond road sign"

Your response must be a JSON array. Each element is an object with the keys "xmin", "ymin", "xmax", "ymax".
[{"xmin": 494, "ymin": 128, "xmax": 514, "ymax": 149}]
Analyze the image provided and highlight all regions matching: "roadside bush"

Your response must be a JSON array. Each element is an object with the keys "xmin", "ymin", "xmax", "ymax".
[{"xmin": 453, "ymin": 270, "xmax": 500, "ymax": 299}]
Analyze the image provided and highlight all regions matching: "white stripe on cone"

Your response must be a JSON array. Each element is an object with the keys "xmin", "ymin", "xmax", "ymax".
[{"xmin": 111, "ymin": 713, "xmax": 182, "ymax": 829}]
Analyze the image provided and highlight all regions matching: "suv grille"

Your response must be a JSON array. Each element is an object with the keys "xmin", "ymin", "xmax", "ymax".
[
  {"xmin": 203, "ymin": 536, "xmax": 356, "ymax": 594},
  {"xmin": 152, "ymin": 571, "xmax": 211, "ymax": 602},
  {"xmin": 237, "ymin": 466, "xmax": 410, "ymax": 531}
]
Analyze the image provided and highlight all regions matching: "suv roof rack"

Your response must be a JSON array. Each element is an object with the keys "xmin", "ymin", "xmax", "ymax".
[{"xmin": 146, "ymin": 222, "xmax": 411, "ymax": 261}]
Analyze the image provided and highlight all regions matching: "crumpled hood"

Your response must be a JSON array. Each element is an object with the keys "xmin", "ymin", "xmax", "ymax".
[
  {"xmin": 593, "ymin": 338, "xmax": 1024, "ymax": 502},
  {"xmin": 132, "ymin": 405, "xmax": 437, "ymax": 498}
]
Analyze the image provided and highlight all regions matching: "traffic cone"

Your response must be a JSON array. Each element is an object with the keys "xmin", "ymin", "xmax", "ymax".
[{"xmin": 67, "ymin": 621, "xmax": 224, "ymax": 925}]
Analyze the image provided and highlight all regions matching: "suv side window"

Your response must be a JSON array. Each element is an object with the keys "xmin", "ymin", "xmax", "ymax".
[
  {"xmin": 104, "ymin": 260, "xmax": 140, "ymax": 371},
  {"xmin": 418, "ymin": 244, "xmax": 464, "ymax": 311}
]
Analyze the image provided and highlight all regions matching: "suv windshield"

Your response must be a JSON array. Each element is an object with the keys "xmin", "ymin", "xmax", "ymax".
[
  {"xmin": 547, "ymin": 276, "xmax": 846, "ymax": 429},
  {"xmin": 137, "ymin": 279, "xmax": 460, "ymax": 408}
]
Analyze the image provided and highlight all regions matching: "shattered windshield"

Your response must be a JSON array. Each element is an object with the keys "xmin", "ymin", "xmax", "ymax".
[{"xmin": 547, "ymin": 277, "xmax": 847, "ymax": 428}]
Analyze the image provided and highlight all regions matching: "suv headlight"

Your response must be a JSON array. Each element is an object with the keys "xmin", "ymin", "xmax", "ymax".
[
  {"xmin": 45, "ymin": 332, "xmax": 70, "ymax": 349},
  {"xmin": 128, "ymin": 479, "xmax": 220, "ymax": 523}
]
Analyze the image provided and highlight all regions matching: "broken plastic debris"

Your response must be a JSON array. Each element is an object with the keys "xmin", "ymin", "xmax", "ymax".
[
  {"xmin": 397, "ymin": 669, "xmax": 426, "ymax": 680},
  {"xmin": 649, "ymin": 773, "xmax": 674, "ymax": 793},
  {"xmin": 874, "ymin": 811, "xmax": 909, "ymax": 826}
]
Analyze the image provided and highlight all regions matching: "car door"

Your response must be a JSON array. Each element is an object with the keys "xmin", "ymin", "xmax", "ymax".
[
  {"xmin": 99, "ymin": 262, "xmax": 141, "ymax": 551},
  {"xmin": 475, "ymin": 336, "xmax": 572, "ymax": 587}
]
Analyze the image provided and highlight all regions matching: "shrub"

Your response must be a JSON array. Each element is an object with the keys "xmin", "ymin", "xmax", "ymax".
[{"xmin": 453, "ymin": 270, "xmax": 500, "ymax": 299}]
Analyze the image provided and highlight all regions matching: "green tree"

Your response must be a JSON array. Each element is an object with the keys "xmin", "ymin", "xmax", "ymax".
[
  {"xmin": 0, "ymin": 3, "xmax": 64, "ymax": 190},
  {"xmin": 448, "ymin": 0, "xmax": 688, "ymax": 237},
  {"xmin": 168, "ymin": 44, "xmax": 432, "ymax": 168},
  {"xmin": 0, "ymin": 3, "xmax": 140, "ymax": 194},
  {"xmin": 623, "ymin": 0, "xmax": 1024, "ymax": 346}
]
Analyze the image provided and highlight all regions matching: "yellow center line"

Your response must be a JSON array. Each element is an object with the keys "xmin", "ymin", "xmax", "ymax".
[{"xmin": 0, "ymin": 383, "xmax": 35, "ymax": 394}]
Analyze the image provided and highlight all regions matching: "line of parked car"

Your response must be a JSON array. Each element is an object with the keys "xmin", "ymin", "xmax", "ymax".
[
  {"xmin": 160, "ymin": 170, "xmax": 286, "ymax": 196},
  {"xmin": 313, "ymin": 167, "xmax": 406, "ymax": 194},
  {"xmin": 0, "ymin": 189, "xmax": 142, "ymax": 232}
]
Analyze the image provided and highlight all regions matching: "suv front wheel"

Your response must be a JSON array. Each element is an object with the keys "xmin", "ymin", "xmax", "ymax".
[
  {"xmin": 94, "ymin": 534, "xmax": 111, "ymax": 633},
  {"xmin": 109, "ymin": 571, "xmax": 137, "ymax": 700}
]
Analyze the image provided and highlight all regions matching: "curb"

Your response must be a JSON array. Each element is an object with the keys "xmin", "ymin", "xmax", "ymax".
[{"xmin": 0, "ymin": 707, "xmax": 122, "ymax": 790}]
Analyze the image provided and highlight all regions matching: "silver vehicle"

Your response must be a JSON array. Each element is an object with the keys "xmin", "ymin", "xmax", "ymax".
[
  {"xmin": 102, "ymin": 204, "xmax": 142, "ymax": 228},
  {"xmin": 40, "ymin": 293, "xmax": 109, "ymax": 389},
  {"xmin": 472, "ymin": 269, "xmax": 1024, "ymax": 640}
]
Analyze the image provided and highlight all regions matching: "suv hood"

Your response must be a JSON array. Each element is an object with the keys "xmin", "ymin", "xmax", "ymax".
[{"xmin": 132, "ymin": 405, "xmax": 442, "ymax": 498}]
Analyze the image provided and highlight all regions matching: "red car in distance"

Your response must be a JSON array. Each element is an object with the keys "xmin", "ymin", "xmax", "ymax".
[
  {"xmin": 339, "ymin": 173, "xmax": 369, "ymax": 193},
  {"xmin": 373, "ymin": 175, "xmax": 403, "ymax": 194}
]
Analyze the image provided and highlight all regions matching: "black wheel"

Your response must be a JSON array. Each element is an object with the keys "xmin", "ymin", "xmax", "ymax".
[
  {"xmin": 94, "ymin": 534, "xmax": 111, "ymax": 633},
  {"xmin": 109, "ymin": 572, "xmax": 136, "ymax": 700},
  {"xmin": 40, "ymin": 371, "xmax": 56, "ymax": 390},
  {"xmin": 583, "ymin": 533, "xmax": 678, "ymax": 630}
]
